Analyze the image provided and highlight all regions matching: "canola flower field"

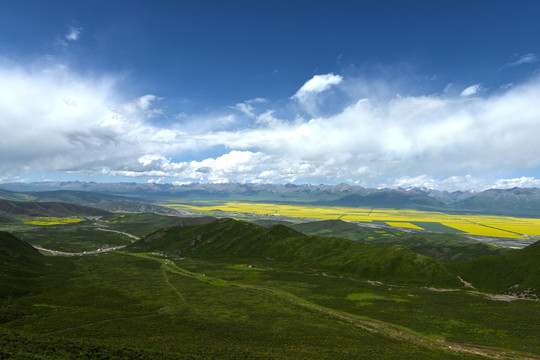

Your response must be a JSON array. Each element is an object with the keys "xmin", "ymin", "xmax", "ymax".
[
  {"xmin": 165, "ymin": 201, "xmax": 540, "ymax": 240},
  {"xmin": 23, "ymin": 217, "xmax": 85, "ymax": 226}
]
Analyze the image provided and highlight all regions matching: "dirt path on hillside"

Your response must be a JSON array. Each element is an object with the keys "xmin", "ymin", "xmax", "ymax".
[
  {"xmin": 125, "ymin": 252, "xmax": 540, "ymax": 360},
  {"xmin": 42, "ymin": 314, "xmax": 161, "ymax": 335},
  {"xmin": 160, "ymin": 262, "xmax": 186, "ymax": 301},
  {"xmin": 241, "ymin": 283, "xmax": 539, "ymax": 359}
]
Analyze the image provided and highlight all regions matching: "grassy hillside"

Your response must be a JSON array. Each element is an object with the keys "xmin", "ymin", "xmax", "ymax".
[
  {"xmin": 0, "ymin": 213, "xmax": 14, "ymax": 224},
  {"xmin": 450, "ymin": 240, "xmax": 540, "ymax": 297},
  {"xmin": 292, "ymin": 219, "xmax": 405, "ymax": 240},
  {"xmin": 1, "ymin": 227, "xmax": 539, "ymax": 358},
  {"xmin": 373, "ymin": 233, "xmax": 512, "ymax": 262},
  {"xmin": 1, "ymin": 250, "xmax": 494, "ymax": 359},
  {"xmin": 0, "ymin": 231, "xmax": 42, "ymax": 263},
  {"xmin": 292, "ymin": 220, "xmax": 509, "ymax": 262},
  {"xmin": 0, "ymin": 189, "xmax": 34, "ymax": 202},
  {"xmin": 130, "ymin": 218, "xmax": 462, "ymax": 287},
  {"xmin": 0, "ymin": 232, "xmax": 72, "ymax": 298}
]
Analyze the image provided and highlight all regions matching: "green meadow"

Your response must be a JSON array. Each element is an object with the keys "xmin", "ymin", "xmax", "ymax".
[{"xmin": 1, "ymin": 214, "xmax": 539, "ymax": 359}]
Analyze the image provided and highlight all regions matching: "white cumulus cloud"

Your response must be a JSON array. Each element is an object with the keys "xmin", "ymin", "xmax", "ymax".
[
  {"xmin": 292, "ymin": 73, "xmax": 343, "ymax": 115},
  {"xmin": 293, "ymin": 73, "xmax": 343, "ymax": 97},
  {"xmin": 460, "ymin": 84, "xmax": 481, "ymax": 96},
  {"xmin": 0, "ymin": 64, "xmax": 188, "ymax": 176},
  {"xmin": 2, "ymin": 63, "xmax": 540, "ymax": 191}
]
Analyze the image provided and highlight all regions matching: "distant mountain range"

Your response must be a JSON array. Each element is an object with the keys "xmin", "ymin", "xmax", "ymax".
[
  {"xmin": 1, "ymin": 181, "xmax": 540, "ymax": 217},
  {"xmin": 321, "ymin": 191, "xmax": 449, "ymax": 211},
  {"xmin": 0, "ymin": 199, "xmax": 110, "ymax": 217},
  {"xmin": 0, "ymin": 188, "xmax": 189, "ymax": 216}
]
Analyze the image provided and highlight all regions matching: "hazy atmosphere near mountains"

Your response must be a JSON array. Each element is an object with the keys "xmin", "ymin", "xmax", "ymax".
[{"xmin": 1, "ymin": 1, "xmax": 540, "ymax": 190}]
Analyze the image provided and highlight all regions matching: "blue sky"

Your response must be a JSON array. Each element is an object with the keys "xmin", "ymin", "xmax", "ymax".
[{"xmin": 1, "ymin": 0, "xmax": 540, "ymax": 190}]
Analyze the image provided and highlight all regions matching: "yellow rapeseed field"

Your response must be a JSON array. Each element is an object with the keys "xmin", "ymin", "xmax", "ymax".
[
  {"xmin": 23, "ymin": 217, "xmax": 84, "ymax": 226},
  {"xmin": 439, "ymin": 221, "xmax": 523, "ymax": 239},
  {"xmin": 385, "ymin": 222, "xmax": 424, "ymax": 230},
  {"xmin": 166, "ymin": 201, "xmax": 540, "ymax": 239}
]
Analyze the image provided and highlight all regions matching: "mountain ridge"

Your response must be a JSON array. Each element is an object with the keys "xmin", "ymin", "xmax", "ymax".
[
  {"xmin": 130, "ymin": 218, "xmax": 463, "ymax": 288},
  {"xmin": 0, "ymin": 199, "xmax": 110, "ymax": 217},
  {"xmin": 449, "ymin": 240, "xmax": 540, "ymax": 297},
  {"xmin": 1, "ymin": 182, "xmax": 540, "ymax": 217},
  {"xmin": 291, "ymin": 219, "xmax": 512, "ymax": 262},
  {"xmin": 0, "ymin": 189, "xmax": 190, "ymax": 216}
]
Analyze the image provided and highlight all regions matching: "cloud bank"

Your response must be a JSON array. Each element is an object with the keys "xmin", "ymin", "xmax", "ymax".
[{"xmin": 1, "ymin": 65, "xmax": 540, "ymax": 191}]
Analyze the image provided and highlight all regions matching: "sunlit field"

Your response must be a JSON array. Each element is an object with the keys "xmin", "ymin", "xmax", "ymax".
[
  {"xmin": 385, "ymin": 222, "xmax": 424, "ymax": 230},
  {"xmin": 23, "ymin": 217, "xmax": 85, "ymax": 226},
  {"xmin": 164, "ymin": 201, "xmax": 540, "ymax": 239}
]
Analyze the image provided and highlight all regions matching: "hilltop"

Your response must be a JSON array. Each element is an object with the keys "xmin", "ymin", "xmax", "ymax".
[
  {"xmin": 0, "ymin": 231, "xmax": 42, "ymax": 263},
  {"xmin": 450, "ymin": 240, "xmax": 540, "ymax": 297},
  {"xmin": 130, "ymin": 218, "xmax": 462, "ymax": 287},
  {"xmin": 0, "ymin": 231, "xmax": 71, "ymax": 298},
  {"xmin": 292, "ymin": 219, "xmax": 511, "ymax": 262}
]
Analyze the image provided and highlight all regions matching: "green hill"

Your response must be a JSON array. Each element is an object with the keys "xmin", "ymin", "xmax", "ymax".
[
  {"xmin": 292, "ymin": 220, "xmax": 508, "ymax": 262},
  {"xmin": 2, "ymin": 222, "xmax": 539, "ymax": 358},
  {"xmin": 291, "ymin": 219, "xmax": 381, "ymax": 238},
  {"xmin": 0, "ymin": 232, "xmax": 71, "ymax": 298},
  {"xmin": 0, "ymin": 213, "xmax": 13, "ymax": 224},
  {"xmin": 130, "ymin": 218, "xmax": 462, "ymax": 287},
  {"xmin": 0, "ymin": 230, "xmax": 501, "ymax": 360},
  {"xmin": 0, "ymin": 189, "xmax": 34, "ymax": 202},
  {"xmin": 291, "ymin": 219, "xmax": 406, "ymax": 241},
  {"xmin": 0, "ymin": 231, "xmax": 42, "ymax": 263},
  {"xmin": 373, "ymin": 233, "xmax": 512, "ymax": 262},
  {"xmin": 449, "ymin": 240, "xmax": 540, "ymax": 297}
]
